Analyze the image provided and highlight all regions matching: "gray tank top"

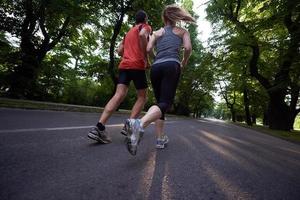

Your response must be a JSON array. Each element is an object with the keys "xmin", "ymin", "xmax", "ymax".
[{"xmin": 153, "ymin": 26, "xmax": 183, "ymax": 65}]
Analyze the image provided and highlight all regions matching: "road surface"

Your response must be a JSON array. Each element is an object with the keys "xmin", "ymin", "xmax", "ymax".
[{"xmin": 1, "ymin": 108, "xmax": 300, "ymax": 200}]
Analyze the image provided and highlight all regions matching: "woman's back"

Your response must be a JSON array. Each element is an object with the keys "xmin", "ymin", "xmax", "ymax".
[{"xmin": 153, "ymin": 26, "xmax": 183, "ymax": 65}]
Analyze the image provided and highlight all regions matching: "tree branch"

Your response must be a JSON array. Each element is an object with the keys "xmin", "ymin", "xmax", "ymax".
[
  {"xmin": 48, "ymin": 16, "xmax": 71, "ymax": 50},
  {"xmin": 38, "ymin": 1, "xmax": 50, "ymax": 42},
  {"xmin": 234, "ymin": 0, "xmax": 242, "ymax": 18},
  {"xmin": 249, "ymin": 44, "xmax": 272, "ymax": 89},
  {"xmin": 108, "ymin": 0, "xmax": 133, "ymax": 84}
]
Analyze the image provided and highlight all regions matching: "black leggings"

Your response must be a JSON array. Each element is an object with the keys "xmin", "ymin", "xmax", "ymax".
[{"xmin": 150, "ymin": 61, "xmax": 181, "ymax": 120}]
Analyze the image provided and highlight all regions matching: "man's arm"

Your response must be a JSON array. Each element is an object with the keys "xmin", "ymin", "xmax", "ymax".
[
  {"xmin": 139, "ymin": 27, "xmax": 150, "ymax": 57},
  {"xmin": 117, "ymin": 39, "xmax": 124, "ymax": 56}
]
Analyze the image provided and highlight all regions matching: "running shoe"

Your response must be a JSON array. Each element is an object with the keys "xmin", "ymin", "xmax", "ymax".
[
  {"xmin": 124, "ymin": 119, "xmax": 143, "ymax": 155},
  {"xmin": 156, "ymin": 135, "xmax": 169, "ymax": 149},
  {"xmin": 121, "ymin": 123, "xmax": 144, "ymax": 138},
  {"xmin": 87, "ymin": 127, "xmax": 112, "ymax": 144},
  {"xmin": 120, "ymin": 125, "xmax": 127, "ymax": 136}
]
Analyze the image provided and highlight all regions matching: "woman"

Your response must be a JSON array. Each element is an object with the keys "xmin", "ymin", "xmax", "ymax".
[{"xmin": 125, "ymin": 5, "xmax": 195, "ymax": 155}]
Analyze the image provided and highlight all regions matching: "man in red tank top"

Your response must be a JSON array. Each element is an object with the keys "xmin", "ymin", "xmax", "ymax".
[{"xmin": 88, "ymin": 10, "xmax": 152, "ymax": 144}]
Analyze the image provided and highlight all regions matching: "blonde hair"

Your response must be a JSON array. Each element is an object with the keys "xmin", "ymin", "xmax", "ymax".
[{"xmin": 162, "ymin": 4, "xmax": 196, "ymax": 24}]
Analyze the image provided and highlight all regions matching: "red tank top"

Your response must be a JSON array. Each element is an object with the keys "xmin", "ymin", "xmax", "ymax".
[{"xmin": 119, "ymin": 23, "xmax": 152, "ymax": 70}]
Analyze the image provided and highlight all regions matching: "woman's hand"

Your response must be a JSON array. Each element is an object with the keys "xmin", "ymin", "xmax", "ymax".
[{"xmin": 181, "ymin": 59, "xmax": 188, "ymax": 69}]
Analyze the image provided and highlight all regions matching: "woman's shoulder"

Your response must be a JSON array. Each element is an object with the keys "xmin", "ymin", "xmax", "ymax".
[
  {"xmin": 173, "ymin": 26, "xmax": 187, "ymax": 37},
  {"xmin": 153, "ymin": 28, "xmax": 165, "ymax": 38}
]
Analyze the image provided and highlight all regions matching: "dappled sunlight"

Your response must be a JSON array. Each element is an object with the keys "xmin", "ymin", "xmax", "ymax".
[
  {"xmin": 194, "ymin": 131, "xmax": 248, "ymax": 169},
  {"xmin": 203, "ymin": 165, "xmax": 253, "ymax": 200},
  {"xmin": 178, "ymin": 134, "xmax": 199, "ymax": 152},
  {"xmin": 196, "ymin": 119, "xmax": 231, "ymax": 128},
  {"xmin": 137, "ymin": 151, "xmax": 157, "ymax": 199},
  {"xmin": 225, "ymin": 136, "xmax": 252, "ymax": 146},
  {"xmin": 161, "ymin": 162, "xmax": 172, "ymax": 200},
  {"xmin": 197, "ymin": 118, "xmax": 226, "ymax": 123},
  {"xmin": 136, "ymin": 151, "xmax": 173, "ymax": 200},
  {"xmin": 201, "ymin": 130, "xmax": 232, "ymax": 146},
  {"xmin": 195, "ymin": 130, "xmax": 297, "ymax": 177},
  {"xmin": 279, "ymin": 147, "xmax": 300, "ymax": 155}
]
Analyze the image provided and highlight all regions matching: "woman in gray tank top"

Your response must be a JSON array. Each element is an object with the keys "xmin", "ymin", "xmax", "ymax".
[{"xmin": 124, "ymin": 5, "xmax": 195, "ymax": 155}]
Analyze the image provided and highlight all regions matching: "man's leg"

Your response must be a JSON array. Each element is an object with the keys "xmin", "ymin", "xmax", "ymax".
[
  {"xmin": 99, "ymin": 84, "xmax": 128, "ymax": 124},
  {"xmin": 88, "ymin": 84, "xmax": 128, "ymax": 143},
  {"xmin": 129, "ymin": 88, "xmax": 147, "ymax": 118}
]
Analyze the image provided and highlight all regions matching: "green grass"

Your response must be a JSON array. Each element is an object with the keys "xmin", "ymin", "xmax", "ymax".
[
  {"xmin": 0, "ymin": 97, "xmax": 107, "ymax": 113},
  {"xmin": 235, "ymin": 122, "xmax": 300, "ymax": 144},
  {"xmin": 294, "ymin": 115, "xmax": 300, "ymax": 130}
]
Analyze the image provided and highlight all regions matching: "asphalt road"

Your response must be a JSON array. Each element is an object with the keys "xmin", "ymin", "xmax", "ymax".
[{"xmin": 1, "ymin": 108, "xmax": 300, "ymax": 200}]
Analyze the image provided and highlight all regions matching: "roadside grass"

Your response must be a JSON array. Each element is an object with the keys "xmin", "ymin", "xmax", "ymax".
[
  {"xmin": 234, "ymin": 122, "xmax": 300, "ymax": 144},
  {"xmin": 0, "ymin": 97, "xmax": 110, "ymax": 113},
  {"xmin": 2, "ymin": 98, "xmax": 299, "ymax": 144},
  {"xmin": 0, "ymin": 98, "xmax": 185, "ymax": 118}
]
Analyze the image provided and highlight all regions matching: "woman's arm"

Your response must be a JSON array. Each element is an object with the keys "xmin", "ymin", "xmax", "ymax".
[
  {"xmin": 181, "ymin": 30, "xmax": 192, "ymax": 68},
  {"xmin": 147, "ymin": 28, "xmax": 164, "ymax": 58},
  {"xmin": 146, "ymin": 33, "xmax": 156, "ymax": 58}
]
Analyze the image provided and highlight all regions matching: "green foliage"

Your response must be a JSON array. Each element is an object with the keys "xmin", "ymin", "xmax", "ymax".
[
  {"xmin": 172, "ymin": 0, "xmax": 216, "ymax": 117},
  {"xmin": 0, "ymin": 32, "xmax": 20, "ymax": 95},
  {"xmin": 294, "ymin": 115, "xmax": 300, "ymax": 130},
  {"xmin": 62, "ymin": 76, "xmax": 114, "ymax": 106},
  {"xmin": 206, "ymin": 0, "xmax": 300, "ymax": 129},
  {"xmin": 0, "ymin": 0, "xmax": 217, "ymax": 115}
]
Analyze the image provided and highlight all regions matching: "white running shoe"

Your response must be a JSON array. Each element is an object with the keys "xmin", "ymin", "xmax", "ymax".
[
  {"xmin": 124, "ymin": 119, "xmax": 143, "ymax": 156},
  {"xmin": 156, "ymin": 135, "xmax": 169, "ymax": 149}
]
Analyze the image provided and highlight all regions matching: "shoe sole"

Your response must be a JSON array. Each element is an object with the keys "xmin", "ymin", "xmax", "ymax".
[
  {"xmin": 120, "ymin": 129, "xmax": 127, "ymax": 136},
  {"xmin": 156, "ymin": 138, "xmax": 169, "ymax": 149},
  {"xmin": 87, "ymin": 132, "xmax": 111, "ymax": 144},
  {"xmin": 124, "ymin": 120, "xmax": 137, "ymax": 156},
  {"xmin": 125, "ymin": 137, "xmax": 137, "ymax": 155}
]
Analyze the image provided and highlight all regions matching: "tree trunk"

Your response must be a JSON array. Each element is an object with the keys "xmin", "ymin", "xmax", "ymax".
[
  {"xmin": 9, "ymin": 55, "xmax": 40, "ymax": 98},
  {"xmin": 8, "ymin": 0, "xmax": 70, "ymax": 98},
  {"xmin": 268, "ymin": 93, "xmax": 292, "ymax": 130},
  {"xmin": 108, "ymin": 0, "xmax": 133, "ymax": 91},
  {"xmin": 230, "ymin": 106, "xmax": 236, "ymax": 122},
  {"xmin": 263, "ymin": 110, "xmax": 269, "ymax": 126},
  {"xmin": 251, "ymin": 114, "xmax": 256, "ymax": 125},
  {"xmin": 175, "ymin": 102, "xmax": 190, "ymax": 116},
  {"xmin": 243, "ymin": 87, "xmax": 252, "ymax": 126}
]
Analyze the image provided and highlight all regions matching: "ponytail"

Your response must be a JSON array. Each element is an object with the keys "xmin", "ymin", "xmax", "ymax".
[{"xmin": 162, "ymin": 4, "xmax": 196, "ymax": 24}]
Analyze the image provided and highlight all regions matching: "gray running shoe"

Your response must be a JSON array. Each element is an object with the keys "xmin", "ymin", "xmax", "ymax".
[
  {"xmin": 120, "ymin": 126, "xmax": 127, "ymax": 136},
  {"xmin": 156, "ymin": 135, "xmax": 169, "ymax": 149},
  {"xmin": 88, "ymin": 127, "xmax": 112, "ymax": 144},
  {"xmin": 124, "ymin": 119, "xmax": 143, "ymax": 155},
  {"xmin": 121, "ymin": 124, "xmax": 144, "ymax": 138}
]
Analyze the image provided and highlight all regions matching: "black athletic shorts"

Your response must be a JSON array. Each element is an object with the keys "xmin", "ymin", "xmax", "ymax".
[{"xmin": 118, "ymin": 69, "xmax": 148, "ymax": 90}]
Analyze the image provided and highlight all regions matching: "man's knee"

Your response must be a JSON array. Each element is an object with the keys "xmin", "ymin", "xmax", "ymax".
[
  {"xmin": 137, "ymin": 95, "xmax": 147, "ymax": 104},
  {"xmin": 137, "ymin": 90, "xmax": 147, "ymax": 103},
  {"xmin": 113, "ymin": 91, "xmax": 126, "ymax": 103}
]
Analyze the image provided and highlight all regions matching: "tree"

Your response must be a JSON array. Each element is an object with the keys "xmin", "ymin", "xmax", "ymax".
[
  {"xmin": 0, "ymin": 0, "xmax": 109, "ymax": 98},
  {"xmin": 174, "ymin": 0, "xmax": 215, "ymax": 117},
  {"xmin": 207, "ymin": 0, "xmax": 300, "ymax": 130}
]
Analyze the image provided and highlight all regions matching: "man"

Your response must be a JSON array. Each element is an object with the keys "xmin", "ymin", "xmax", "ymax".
[{"xmin": 88, "ymin": 10, "xmax": 152, "ymax": 144}]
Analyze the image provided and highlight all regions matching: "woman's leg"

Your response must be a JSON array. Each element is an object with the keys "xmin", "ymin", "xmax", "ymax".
[
  {"xmin": 155, "ymin": 119, "xmax": 164, "ymax": 139},
  {"xmin": 141, "ymin": 62, "xmax": 181, "ymax": 129}
]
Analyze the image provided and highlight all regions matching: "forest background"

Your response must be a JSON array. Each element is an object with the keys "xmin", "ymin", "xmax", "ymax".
[{"xmin": 0, "ymin": 0, "xmax": 299, "ymax": 131}]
